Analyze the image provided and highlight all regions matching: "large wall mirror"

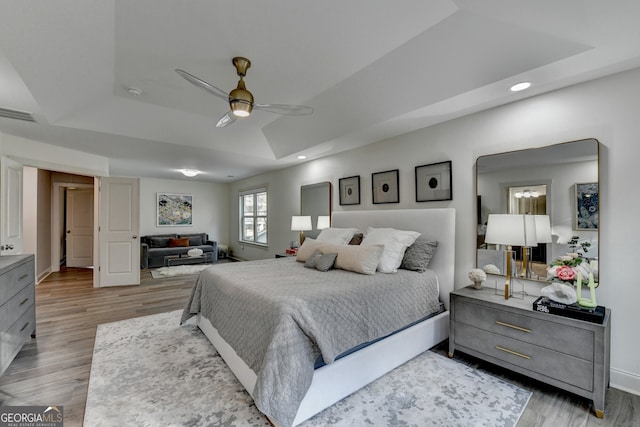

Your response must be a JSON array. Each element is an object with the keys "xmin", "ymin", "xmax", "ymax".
[
  {"xmin": 476, "ymin": 138, "xmax": 599, "ymax": 283},
  {"xmin": 301, "ymin": 182, "xmax": 332, "ymax": 240}
]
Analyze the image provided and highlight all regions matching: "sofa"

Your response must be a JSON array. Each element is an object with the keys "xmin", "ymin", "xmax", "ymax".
[{"xmin": 140, "ymin": 232, "xmax": 217, "ymax": 269}]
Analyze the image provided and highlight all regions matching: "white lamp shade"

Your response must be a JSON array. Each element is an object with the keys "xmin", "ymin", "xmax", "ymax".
[
  {"xmin": 485, "ymin": 214, "xmax": 538, "ymax": 247},
  {"xmin": 534, "ymin": 215, "xmax": 552, "ymax": 244},
  {"xmin": 291, "ymin": 215, "xmax": 312, "ymax": 231},
  {"xmin": 316, "ymin": 215, "xmax": 330, "ymax": 230}
]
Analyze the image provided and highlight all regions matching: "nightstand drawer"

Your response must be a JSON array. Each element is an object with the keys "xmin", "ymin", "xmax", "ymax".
[
  {"xmin": 455, "ymin": 299, "xmax": 594, "ymax": 361},
  {"xmin": 456, "ymin": 323, "xmax": 594, "ymax": 391}
]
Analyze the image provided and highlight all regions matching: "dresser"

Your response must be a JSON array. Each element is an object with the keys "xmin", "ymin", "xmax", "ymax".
[
  {"xmin": 0, "ymin": 254, "xmax": 36, "ymax": 377},
  {"xmin": 449, "ymin": 286, "xmax": 610, "ymax": 418}
]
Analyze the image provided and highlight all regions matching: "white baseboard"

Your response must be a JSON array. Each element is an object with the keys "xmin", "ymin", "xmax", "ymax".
[
  {"xmin": 36, "ymin": 267, "xmax": 52, "ymax": 284},
  {"xmin": 610, "ymin": 367, "xmax": 640, "ymax": 396}
]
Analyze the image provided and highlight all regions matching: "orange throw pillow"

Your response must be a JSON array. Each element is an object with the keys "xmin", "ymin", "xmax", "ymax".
[{"xmin": 169, "ymin": 237, "xmax": 190, "ymax": 247}]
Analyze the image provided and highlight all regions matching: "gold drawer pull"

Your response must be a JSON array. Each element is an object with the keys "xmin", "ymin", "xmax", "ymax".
[
  {"xmin": 18, "ymin": 274, "xmax": 28, "ymax": 281},
  {"xmin": 20, "ymin": 322, "xmax": 30, "ymax": 333},
  {"xmin": 496, "ymin": 345, "xmax": 531, "ymax": 359},
  {"xmin": 19, "ymin": 298, "xmax": 29, "ymax": 306},
  {"xmin": 496, "ymin": 320, "xmax": 531, "ymax": 333}
]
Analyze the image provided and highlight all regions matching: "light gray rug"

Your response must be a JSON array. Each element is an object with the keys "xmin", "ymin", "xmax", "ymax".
[
  {"xmin": 85, "ymin": 310, "xmax": 531, "ymax": 427},
  {"xmin": 150, "ymin": 264, "xmax": 211, "ymax": 278}
]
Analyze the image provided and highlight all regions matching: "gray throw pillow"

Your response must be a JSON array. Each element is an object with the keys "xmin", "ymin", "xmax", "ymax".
[
  {"xmin": 149, "ymin": 237, "xmax": 171, "ymax": 248},
  {"xmin": 400, "ymin": 237, "xmax": 438, "ymax": 272},
  {"xmin": 304, "ymin": 250, "xmax": 323, "ymax": 268},
  {"xmin": 314, "ymin": 253, "xmax": 338, "ymax": 271},
  {"xmin": 304, "ymin": 249, "xmax": 337, "ymax": 271}
]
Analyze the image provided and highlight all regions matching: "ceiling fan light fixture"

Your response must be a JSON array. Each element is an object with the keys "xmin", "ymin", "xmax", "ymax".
[{"xmin": 229, "ymin": 79, "xmax": 254, "ymax": 117}]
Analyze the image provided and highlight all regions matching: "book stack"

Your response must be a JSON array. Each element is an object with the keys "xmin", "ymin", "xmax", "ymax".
[
  {"xmin": 533, "ymin": 296, "xmax": 605, "ymax": 324},
  {"xmin": 285, "ymin": 248, "xmax": 298, "ymax": 255}
]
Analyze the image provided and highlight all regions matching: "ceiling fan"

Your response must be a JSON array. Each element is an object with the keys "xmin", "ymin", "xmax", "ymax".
[{"xmin": 176, "ymin": 57, "xmax": 313, "ymax": 128}]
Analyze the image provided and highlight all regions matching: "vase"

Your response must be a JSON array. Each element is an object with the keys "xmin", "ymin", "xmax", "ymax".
[{"xmin": 472, "ymin": 281, "xmax": 483, "ymax": 290}]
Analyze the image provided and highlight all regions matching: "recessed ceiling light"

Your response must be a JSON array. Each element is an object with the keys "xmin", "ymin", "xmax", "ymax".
[
  {"xmin": 510, "ymin": 82, "xmax": 532, "ymax": 92},
  {"xmin": 180, "ymin": 169, "xmax": 199, "ymax": 177},
  {"xmin": 297, "ymin": 155, "xmax": 307, "ymax": 160}
]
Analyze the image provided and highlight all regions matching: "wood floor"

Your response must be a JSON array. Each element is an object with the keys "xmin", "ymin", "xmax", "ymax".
[{"xmin": 1, "ymin": 267, "xmax": 639, "ymax": 426}]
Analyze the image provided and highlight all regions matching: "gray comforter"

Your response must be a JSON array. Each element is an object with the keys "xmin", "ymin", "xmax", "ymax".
[{"xmin": 181, "ymin": 257, "xmax": 441, "ymax": 426}]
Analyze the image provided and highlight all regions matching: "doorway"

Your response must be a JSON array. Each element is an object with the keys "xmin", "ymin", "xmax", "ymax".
[{"xmin": 52, "ymin": 181, "xmax": 94, "ymax": 271}]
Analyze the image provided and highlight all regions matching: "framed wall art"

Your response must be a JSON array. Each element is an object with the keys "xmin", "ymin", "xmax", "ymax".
[
  {"xmin": 372, "ymin": 169, "xmax": 399, "ymax": 204},
  {"xmin": 339, "ymin": 175, "xmax": 361, "ymax": 205},
  {"xmin": 157, "ymin": 193, "xmax": 193, "ymax": 226},
  {"xmin": 575, "ymin": 182, "xmax": 598, "ymax": 230},
  {"xmin": 415, "ymin": 161, "xmax": 452, "ymax": 202}
]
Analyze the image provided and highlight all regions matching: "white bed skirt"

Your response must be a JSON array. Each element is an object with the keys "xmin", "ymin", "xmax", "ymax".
[{"xmin": 197, "ymin": 310, "xmax": 449, "ymax": 426}]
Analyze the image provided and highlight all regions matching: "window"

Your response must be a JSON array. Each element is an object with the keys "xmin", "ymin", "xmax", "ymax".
[{"xmin": 239, "ymin": 187, "xmax": 268, "ymax": 245}]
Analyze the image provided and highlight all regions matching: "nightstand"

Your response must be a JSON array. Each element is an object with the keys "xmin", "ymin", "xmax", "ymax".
[
  {"xmin": 275, "ymin": 253, "xmax": 295, "ymax": 258},
  {"xmin": 449, "ymin": 286, "xmax": 610, "ymax": 418}
]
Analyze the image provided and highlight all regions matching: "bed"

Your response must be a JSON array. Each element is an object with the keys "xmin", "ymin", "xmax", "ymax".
[{"xmin": 181, "ymin": 208, "xmax": 455, "ymax": 426}]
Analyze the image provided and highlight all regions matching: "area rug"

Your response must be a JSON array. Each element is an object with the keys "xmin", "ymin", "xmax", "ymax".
[
  {"xmin": 84, "ymin": 310, "xmax": 532, "ymax": 427},
  {"xmin": 149, "ymin": 264, "xmax": 211, "ymax": 278}
]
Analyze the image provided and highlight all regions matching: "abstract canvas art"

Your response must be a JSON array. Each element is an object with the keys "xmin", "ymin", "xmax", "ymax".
[{"xmin": 157, "ymin": 193, "xmax": 193, "ymax": 226}]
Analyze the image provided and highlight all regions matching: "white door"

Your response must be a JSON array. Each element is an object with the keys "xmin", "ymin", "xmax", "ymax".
[
  {"xmin": 1, "ymin": 156, "xmax": 23, "ymax": 255},
  {"xmin": 66, "ymin": 188, "xmax": 94, "ymax": 267},
  {"xmin": 98, "ymin": 177, "xmax": 140, "ymax": 286}
]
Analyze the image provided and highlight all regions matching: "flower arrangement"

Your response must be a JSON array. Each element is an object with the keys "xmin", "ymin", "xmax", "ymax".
[
  {"xmin": 547, "ymin": 252, "xmax": 592, "ymax": 285},
  {"xmin": 469, "ymin": 268, "xmax": 487, "ymax": 282},
  {"xmin": 468, "ymin": 268, "xmax": 487, "ymax": 289}
]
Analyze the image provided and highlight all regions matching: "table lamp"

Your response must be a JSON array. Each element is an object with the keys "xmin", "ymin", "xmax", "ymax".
[
  {"xmin": 291, "ymin": 215, "xmax": 312, "ymax": 245},
  {"xmin": 484, "ymin": 214, "xmax": 532, "ymax": 299},
  {"xmin": 316, "ymin": 215, "xmax": 330, "ymax": 230}
]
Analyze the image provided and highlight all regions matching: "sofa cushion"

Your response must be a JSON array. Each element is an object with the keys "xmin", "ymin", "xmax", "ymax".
[
  {"xmin": 149, "ymin": 236, "xmax": 172, "ymax": 248},
  {"xmin": 169, "ymin": 237, "xmax": 190, "ymax": 247},
  {"xmin": 188, "ymin": 236, "xmax": 203, "ymax": 246}
]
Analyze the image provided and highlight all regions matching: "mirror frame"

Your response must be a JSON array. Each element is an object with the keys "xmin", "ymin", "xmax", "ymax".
[
  {"xmin": 476, "ymin": 138, "xmax": 600, "ymax": 282},
  {"xmin": 301, "ymin": 182, "xmax": 333, "ymax": 240}
]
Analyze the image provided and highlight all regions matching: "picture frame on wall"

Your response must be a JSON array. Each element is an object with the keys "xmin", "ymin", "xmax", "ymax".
[
  {"xmin": 339, "ymin": 175, "xmax": 361, "ymax": 205},
  {"xmin": 372, "ymin": 169, "xmax": 399, "ymax": 204},
  {"xmin": 415, "ymin": 161, "xmax": 452, "ymax": 202},
  {"xmin": 157, "ymin": 193, "xmax": 193, "ymax": 226},
  {"xmin": 575, "ymin": 182, "xmax": 598, "ymax": 230}
]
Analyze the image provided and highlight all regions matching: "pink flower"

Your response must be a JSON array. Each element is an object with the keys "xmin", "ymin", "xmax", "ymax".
[{"xmin": 556, "ymin": 265, "xmax": 577, "ymax": 281}]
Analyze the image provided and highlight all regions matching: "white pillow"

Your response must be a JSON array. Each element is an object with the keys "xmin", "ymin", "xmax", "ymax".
[
  {"xmin": 296, "ymin": 238, "xmax": 322, "ymax": 262},
  {"xmin": 334, "ymin": 244, "xmax": 384, "ymax": 275},
  {"xmin": 361, "ymin": 227, "xmax": 421, "ymax": 273},
  {"xmin": 315, "ymin": 227, "xmax": 359, "ymax": 245}
]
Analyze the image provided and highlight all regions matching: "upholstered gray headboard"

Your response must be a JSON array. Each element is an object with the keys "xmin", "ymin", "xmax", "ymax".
[{"xmin": 332, "ymin": 208, "xmax": 455, "ymax": 310}]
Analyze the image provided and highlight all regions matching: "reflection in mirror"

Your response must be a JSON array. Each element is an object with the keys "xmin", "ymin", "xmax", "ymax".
[
  {"xmin": 301, "ymin": 182, "xmax": 332, "ymax": 240},
  {"xmin": 476, "ymin": 139, "xmax": 599, "ymax": 282}
]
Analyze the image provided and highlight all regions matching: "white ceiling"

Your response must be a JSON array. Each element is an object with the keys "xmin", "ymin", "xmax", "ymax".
[{"xmin": 1, "ymin": 0, "xmax": 639, "ymax": 182}]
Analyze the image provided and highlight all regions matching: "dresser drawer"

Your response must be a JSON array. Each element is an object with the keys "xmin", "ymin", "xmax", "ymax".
[
  {"xmin": 454, "ymin": 299, "xmax": 594, "ymax": 360},
  {"xmin": 0, "ymin": 305, "xmax": 35, "ymax": 371},
  {"xmin": 8, "ymin": 286, "xmax": 34, "ymax": 325},
  {"xmin": 455, "ymin": 323, "xmax": 594, "ymax": 391},
  {"xmin": 0, "ymin": 261, "xmax": 35, "ymax": 303}
]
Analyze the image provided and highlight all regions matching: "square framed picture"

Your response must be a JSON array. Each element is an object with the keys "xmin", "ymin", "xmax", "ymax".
[
  {"xmin": 415, "ymin": 161, "xmax": 452, "ymax": 202},
  {"xmin": 575, "ymin": 182, "xmax": 598, "ymax": 230},
  {"xmin": 339, "ymin": 175, "xmax": 360, "ymax": 205},
  {"xmin": 157, "ymin": 193, "xmax": 193, "ymax": 226},
  {"xmin": 372, "ymin": 169, "xmax": 399, "ymax": 204}
]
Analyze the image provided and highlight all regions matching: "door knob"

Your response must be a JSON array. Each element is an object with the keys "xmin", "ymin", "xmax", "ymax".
[
  {"xmin": 67, "ymin": 230, "xmax": 71, "ymax": 233},
  {"xmin": 132, "ymin": 235, "xmax": 138, "ymax": 239}
]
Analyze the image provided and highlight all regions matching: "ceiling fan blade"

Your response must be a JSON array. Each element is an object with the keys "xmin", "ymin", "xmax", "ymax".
[
  {"xmin": 216, "ymin": 112, "xmax": 237, "ymax": 128},
  {"xmin": 253, "ymin": 103, "xmax": 313, "ymax": 116},
  {"xmin": 175, "ymin": 69, "xmax": 229, "ymax": 101}
]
